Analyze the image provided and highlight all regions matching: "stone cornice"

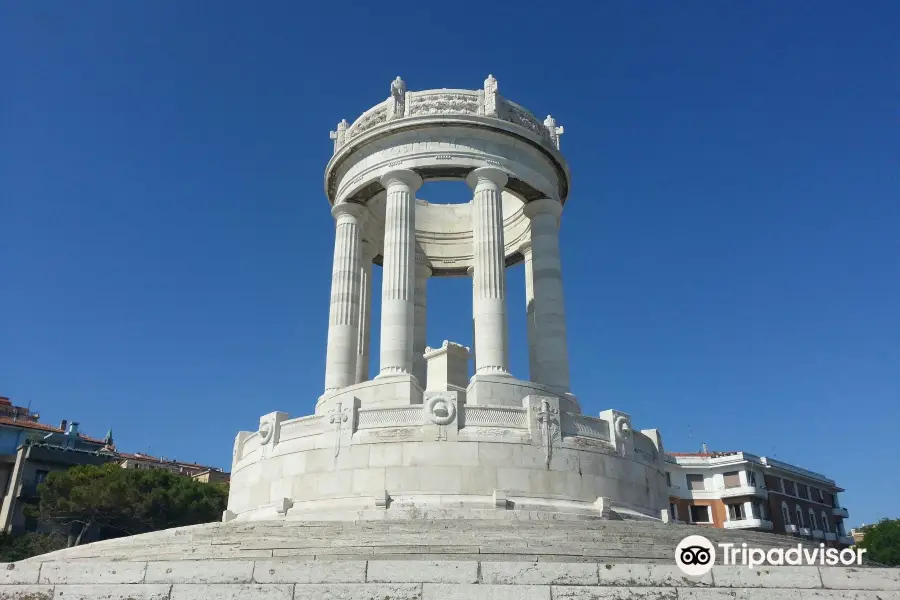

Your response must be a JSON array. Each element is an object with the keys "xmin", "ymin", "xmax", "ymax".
[{"xmin": 524, "ymin": 198, "xmax": 563, "ymax": 220}]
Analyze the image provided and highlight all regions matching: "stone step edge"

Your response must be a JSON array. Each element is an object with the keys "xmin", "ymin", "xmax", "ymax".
[{"xmin": 2, "ymin": 560, "xmax": 897, "ymax": 590}]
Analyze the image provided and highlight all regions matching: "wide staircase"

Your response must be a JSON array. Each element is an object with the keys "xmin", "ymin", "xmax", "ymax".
[{"xmin": 29, "ymin": 517, "xmax": 814, "ymax": 564}]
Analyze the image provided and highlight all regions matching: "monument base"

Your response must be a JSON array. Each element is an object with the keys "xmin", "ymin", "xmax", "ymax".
[{"xmin": 8, "ymin": 518, "xmax": 896, "ymax": 598}]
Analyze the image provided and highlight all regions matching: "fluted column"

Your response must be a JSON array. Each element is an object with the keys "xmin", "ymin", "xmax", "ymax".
[
  {"xmin": 354, "ymin": 239, "xmax": 376, "ymax": 384},
  {"xmin": 523, "ymin": 198, "xmax": 570, "ymax": 393},
  {"xmin": 323, "ymin": 202, "xmax": 367, "ymax": 393},
  {"xmin": 377, "ymin": 169, "xmax": 422, "ymax": 378},
  {"xmin": 412, "ymin": 250, "xmax": 431, "ymax": 388},
  {"xmin": 466, "ymin": 167, "xmax": 510, "ymax": 376},
  {"xmin": 467, "ymin": 266, "xmax": 476, "ymax": 366},
  {"xmin": 520, "ymin": 240, "xmax": 538, "ymax": 383}
]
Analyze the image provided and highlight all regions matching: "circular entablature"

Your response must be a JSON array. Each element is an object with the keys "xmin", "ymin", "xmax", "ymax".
[
  {"xmin": 327, "ymin": 117, "xmax": 570, "ymax": 276},
  {"xmin": 325, "ymin": 116, "xmax": 570, "ymax": 208}
]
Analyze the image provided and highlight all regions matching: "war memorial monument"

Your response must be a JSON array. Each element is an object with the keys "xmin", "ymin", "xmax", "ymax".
[{"xmin": 3, "ymin": 76, "xmax": 897, "ymax": 599}]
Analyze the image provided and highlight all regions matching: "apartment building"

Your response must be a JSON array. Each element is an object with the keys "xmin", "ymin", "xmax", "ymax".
[
  {"xmin": 666, "ymin": 451, "xmax": 853, "ymax": 547},
  {"xmin": 0, "ymin": 421, "xmax": 116, "ymax": 533},
  {"xmin": 118, "ymin": 452, "xmax": 228, "ymax": 482},
  {"xmin": 0, "ymin": 395, "xmax": 229, "ymax": 532}
]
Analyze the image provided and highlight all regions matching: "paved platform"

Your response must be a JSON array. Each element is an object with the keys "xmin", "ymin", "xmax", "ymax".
[{"xmin": 0, "ymin": 518, "xmax": 896, "ymax": 598}]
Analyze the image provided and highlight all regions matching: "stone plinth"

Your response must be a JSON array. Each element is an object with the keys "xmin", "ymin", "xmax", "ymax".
[
  {"xmin": 424, "ymin": 341, "xmax": 471, "ymax": 393},
  {"xmin": 228, "ymin": 394, "xmax": 667, "ymax": 522}
]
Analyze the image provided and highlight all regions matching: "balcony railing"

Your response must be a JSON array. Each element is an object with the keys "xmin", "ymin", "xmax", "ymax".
[
  {"xmin": 832, "ymin": 507, "xmax": 849, "ymax": 519},
  {"xmin": 812, "ymin": 529, "xmax": 824, "ymax": 539},
  {"xmin": 838, "ymin": 535, "xmax": 854, "ymax": 546},
  {"xmin": 719, "ymin": 484, "xmax": 768, "ymax": 499},
  {"xmin": 799, "ymin": 527, "xmax": 812, "ymax": 536},
  {"xmin": 824, "ymin": 532, "xmax": 837, "ymax": 542},
  {"xmin": 724, "ymin": 518, "xmax": 773, "ymax": 531},
  {"xmin": 784, "ymin": 524, "xmax": 799, "ymax": 534}
]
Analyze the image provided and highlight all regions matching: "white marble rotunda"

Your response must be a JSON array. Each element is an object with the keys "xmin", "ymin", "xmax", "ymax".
[{"xmin": 226, "ymin": 75, "xmax": 669, "ymax": 523}]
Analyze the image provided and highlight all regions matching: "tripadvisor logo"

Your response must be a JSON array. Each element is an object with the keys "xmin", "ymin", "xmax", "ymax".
[
  {"xmin": 675, "ymin": 535, "xmax": 867, "ymax": 575},
  {"xmin": 675, "ymin": 535, "xmax": 716, "ymax": 576}
]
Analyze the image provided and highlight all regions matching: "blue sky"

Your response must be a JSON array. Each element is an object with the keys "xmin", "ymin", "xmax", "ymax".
[{"xmin": 1, "ymin": 2, "xmax": 897, "ymax": 526}]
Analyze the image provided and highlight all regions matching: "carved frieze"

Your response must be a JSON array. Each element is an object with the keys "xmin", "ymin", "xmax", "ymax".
[
  {"xmin": 407, "ymin": 92, "xmax": 480, "ymax": 117},
  {"xmin": 357, "ymin": 407, "xmax": 423, "ymax": 429},
  {"xmin": 462, "ymin": 406, "xmax": 528, "ymax": 429},
  {"xmin": 504, "ymin": 102, "xmax": 551, "ymax": 141},
  {"xmin": 345, "ymin": 100, "xmax": 389, "ymax": 141}
]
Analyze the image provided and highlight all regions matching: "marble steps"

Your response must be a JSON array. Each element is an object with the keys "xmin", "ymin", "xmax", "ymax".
[{"xmin": 29, "ymin": 519, "xmax": 820, "ymax": 565}]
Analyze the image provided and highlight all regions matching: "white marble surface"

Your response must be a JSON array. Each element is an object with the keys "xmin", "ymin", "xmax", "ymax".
[
  {"xmin": 229, "ymin": 391, "xmax": 667, "ymax": 522},
  {"xmin": 467, "ymin": 168, "xmax": 511, "ymax": 376},
  {"xmin": 376, "ymin": 170, "xmax": 421, "ymax": 379},
  {"xmin": 323, "ymin": 203, "xmax": 366, "ymax": 392}
]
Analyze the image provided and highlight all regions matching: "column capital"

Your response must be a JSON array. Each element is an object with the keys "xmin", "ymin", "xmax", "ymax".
[
  {"xmin": 466, "ymin": 265, "xmax": 475, "ymax": 277},
  {"xmin": 465, "ymin": 167, "xmax": 508, "ymax": 190},
  {"xmin": 523, "ymin": 198, "xmax": 562, "ymax": 220},
  {"xmin": 380, "ymin": 168, "xmax": 423, "ymax": 192},
  {"xmin": 518, "ymin": 240, "xmax": 533, "ymax": 258},
  {"xmin": 331, "ymin": 202, "xmax": 367, "ymax": 221}
]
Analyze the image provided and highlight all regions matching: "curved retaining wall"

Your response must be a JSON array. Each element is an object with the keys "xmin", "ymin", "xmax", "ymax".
[{"xmin": 228, "ymin": 396, "xmax": 668, "ymax": 521}]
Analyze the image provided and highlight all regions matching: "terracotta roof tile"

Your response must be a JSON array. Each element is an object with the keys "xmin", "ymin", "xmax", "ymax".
[{"xmin": 117, "ymin": 451, "xmax": 220, "ymax": 471}]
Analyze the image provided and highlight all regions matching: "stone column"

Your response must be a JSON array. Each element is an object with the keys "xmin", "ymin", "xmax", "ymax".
[
  {"xmin": 466, "ymin": 266, "xmax": 476, "ymax": 367},
  {"xmin": 520, "ymin": 240, "xmax": 538, "ymax": 383},
  {"xmin": 412, "ymin": 250, "xmax": 431, "ymax": 388},
  {"xmin": 323, "ymin": 202, "xmax": 366, "ymax": 393},
  {"xmin": 466, "ymin": 167, "xmax": 510, "ymax": 376},
  {"xmin": 523, "ymin": 198, "xmax": 570, "ymax": 393},
  {"xmin": 354, "ymin": 239, "xmax": 376, "ymax": 384},
  {"xmin": 377, "ymin": 169, "xmax": 422, "ymax": 378}
]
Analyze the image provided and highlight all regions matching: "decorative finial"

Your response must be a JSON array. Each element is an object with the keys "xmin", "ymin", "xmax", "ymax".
[
  {"xmin": 389, "ymin": 76, "xmax": 407, "ymax": 120},
  {"xmin": 483, "ymin": 74, "xmax": 499, "ymax": 117},
  {"xmin": 544, "ymin": 114, "xmax": 564, "ymax": 150},
  {"xmin": 329, "ymin": 119, "xmax": 349, "ymax": 154}
]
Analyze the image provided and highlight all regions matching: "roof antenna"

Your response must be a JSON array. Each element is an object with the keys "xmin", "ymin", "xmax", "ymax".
[{"xmin": 701, "ymin": 441, "xmax": 709, "ymax": 454}]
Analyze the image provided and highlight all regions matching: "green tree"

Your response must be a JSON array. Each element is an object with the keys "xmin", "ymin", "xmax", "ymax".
[
  {"xmin": 0, "ymin": 532, "xmax": 66, "ymax": 562},
  {"xmin": 34, "ymin": 463, "xmax": 227, "ymax": 547},
  {"xmin": 857, "ymin": 519, "xmax": 900, "ymax": 567}
]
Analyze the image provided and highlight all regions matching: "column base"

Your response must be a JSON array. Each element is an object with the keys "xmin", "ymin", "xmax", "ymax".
[
  {"xmin": 318, "ymin": 375, "xmax": 424, "ymax": 414},
  {"xmin": 466, "ymin": 375, "xmax": 580, "ymax": 413}
]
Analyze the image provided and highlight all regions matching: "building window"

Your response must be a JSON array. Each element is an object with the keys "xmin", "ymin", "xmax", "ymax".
[
  {"xmin": 33, "ymin": 470, "xmax": 49, "ymax": 485},
  {"xmin": 786, "ymin": 481, "xmax": 797, "ymax": 496},
  {"xmin": 796, "ymin": 507, "xmax": 804, "ymax": 527},
  {"xmin": 776, "ymin": 478, "xmax": 784, "ymax": 493},
  {"xmin": 723, "ymin": 471, "xmax": 741, "ymax": 489},
  {"xmin": 809, "ymin": 509, "xmax": 818, "ymax": 530},
  {"xmin": 817, "ymin": 489, "xmax": 824, "ymax": 503},
  {"xmin": 821, "ymin": 513, "xmax": 830, "ymax": 534},
  {"xmin": 798, "ymin": 484, "xmax": 809, "ymax": 500},
  {"xmin": 751, "ymin": 502, "xmax": 766, "ymax": 519},
  {"xmin": 690, "ymin": 505, "xmax": 711, "ymax": 523},
  {"xmin": 781, "ymin": 502, "xmax": 791, "ymax": 525},
  {"xmin": 669, "ymin": 503, "xmax": 678, "ymax": 520},
  {"xmin": 666, "ymin": 472, "xmax": 672, "ymax": 487},
  {"xmin": 747, "ymin": 471, "xmax": 757, "ymax": 486},
  {"xmin": 687, "ymin": 474, "xmax": 705, "ymax": 491},
  {"xmin": 728, "ymin": 503, "xmax": 745, "ymax": 521}
]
